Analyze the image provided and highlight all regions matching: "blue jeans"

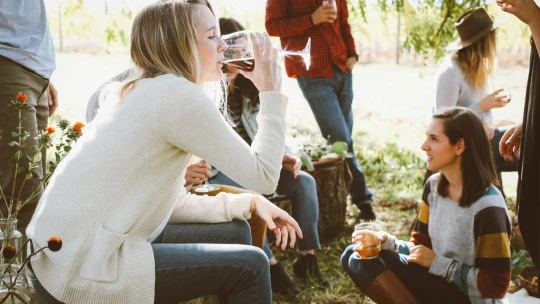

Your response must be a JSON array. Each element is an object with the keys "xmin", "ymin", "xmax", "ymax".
[
  {"xmin": 297, "ymin": 67, "xmax": 373, "ymax": 204},
  {"xmin": 210, "ymin": 169, "xmax": 321, "ymax": 259},
  {"xmin": 30, "ymin": 220, "xmax": 271, "ymax": 304},
  {"xmin": 340, "ymin": 244, "xmax": 470, "ymax": 304}
]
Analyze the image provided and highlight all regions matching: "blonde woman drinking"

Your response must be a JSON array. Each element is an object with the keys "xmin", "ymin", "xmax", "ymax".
[{"xmin": 26, "ymin": 1, "xmax": 302, "ymax": 303}]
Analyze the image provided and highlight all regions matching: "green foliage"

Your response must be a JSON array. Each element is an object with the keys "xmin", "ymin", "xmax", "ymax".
[
  {"xmin": 357, "ymin": 142, "xmax": 426, "ymax": 201},
  {"xmin": 299, "ymin": 151, "xmax": 315, "ymax": 172},
  {"xmin": 330, "ymin": 141, "xmax": 348, "ymax": 154},
  {"xmin": 104, "ymin": 8, "xmax": 132, "ymax": 49},
  {"xmin": 512, "ymin": 250, "xmax": 535, "ymax": 279},
  {"xmin": 353, "ymin": 0, "xmax": 488, "ymax": 61}
]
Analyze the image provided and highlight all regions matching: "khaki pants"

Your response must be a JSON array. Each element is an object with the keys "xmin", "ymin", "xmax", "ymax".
[{"xmin": 0, "ymin": 56, "xmax": 49, "ymax": 235}]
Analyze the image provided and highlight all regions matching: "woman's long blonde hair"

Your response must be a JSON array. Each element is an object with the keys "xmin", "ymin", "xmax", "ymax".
[
  {"xmin": 120, "ymin": 0, "xmax": 213, "ymax": 97},
  {"xmin": 453, "ymin": 30, "xmax": 497, "ymax": 92}
]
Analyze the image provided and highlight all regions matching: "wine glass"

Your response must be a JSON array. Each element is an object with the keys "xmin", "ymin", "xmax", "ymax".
[
  {"xmin": 193, "ymin": 178, "xmax": 220, "ymax": 194},
  {"xmin": 191, "ymin": 160, "xmax": 220, "ymax": 194},
  {"xmin": 353, "ymin": 222, "xmax": 382, "ymax": 259},
  {"xmin": 322, "ymin": 0, "xmax": 338, "ymax": 14},
  {"xmin": 501, "ymin": 86, "xmax": 512, "ymax": 103},
  {"xmin": 222, "ymin": 30, "xmax": 311, "ymax": 71}
]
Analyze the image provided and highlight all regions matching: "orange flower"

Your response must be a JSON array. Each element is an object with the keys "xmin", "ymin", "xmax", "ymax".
[
  {"xmin": 16, "ymin": 92, "xmax": 27, "ymax": 103},
  {"xmin": 73, "ymin": 121, "xmax": 85, "ymax": 133},
  {"xmin": 2, "ymin": 245, "xmax": 16, "ymax": 260},
  {"xmin": 47, "ymin": 236, "xmax": 62, "ymax": 252},
  {"xmin": 46, "ymin": 126, "xmax": 56, "ymax": 135}
]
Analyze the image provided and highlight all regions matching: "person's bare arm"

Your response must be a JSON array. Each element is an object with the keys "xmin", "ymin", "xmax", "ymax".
[{"xmin": 500, "ymin": 0, "xmax": 540, "ymax": 54}]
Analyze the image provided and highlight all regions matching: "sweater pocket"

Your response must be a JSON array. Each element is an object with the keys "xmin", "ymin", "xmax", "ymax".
[{"xmin": 79, "ymin": 226, "xmax": 126, "ymax": 283}]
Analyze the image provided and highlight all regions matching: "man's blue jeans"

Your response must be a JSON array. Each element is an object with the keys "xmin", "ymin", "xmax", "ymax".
[
  {"xmin": 210, "ymin": 169, "xmax": 321, "ymax": 259},
  {"xmin": 30, "ymin": 220, "xmax": 271, "ymax": 304},
  {"xmin": 341, "ymin": 244, "xmax": 470, "ymax": 303},
  {"xmin": 297, "ymin": 66, "xmax": 373, "ymax": 204}
]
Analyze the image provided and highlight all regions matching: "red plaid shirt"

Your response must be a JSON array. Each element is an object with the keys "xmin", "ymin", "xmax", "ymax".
[{"xmin": 265, "ymin": 0, "xmax": 357, "ymax": 79}]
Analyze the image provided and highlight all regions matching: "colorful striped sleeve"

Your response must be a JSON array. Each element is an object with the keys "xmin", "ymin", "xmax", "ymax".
[
  {"xmin": 410, "ymin": 181, "xmax": 432, "ymax": 249},
  {"xmin": 428, "ymin": 205, "xmax": 511, "ymax": 300},
  {"xmin": 473, "ymin": 206, "xmax": 512, "ymax": 298}
]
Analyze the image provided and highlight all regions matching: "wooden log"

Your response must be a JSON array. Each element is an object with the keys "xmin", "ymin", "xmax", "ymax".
[{"xmin": 308, "ymin": 158, "xmax": 351, "ymax": 243}]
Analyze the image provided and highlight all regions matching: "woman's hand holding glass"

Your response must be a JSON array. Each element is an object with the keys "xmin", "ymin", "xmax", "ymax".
[
  {"xmin": 497, "ymin": 0, "xmax": 540, "ymax": 26},
  {"xmin": 479, "ymin": 89, "xmax": 510, "ymax": 111},
  {"xmin": 250, "ymin": 194, "xmax": 303, "ymax": 251},
  {"xmin": 499, "ymin": 122, "xmax": 522, "ymax": 161},
  {"xmin": 184, "ymin": 160, "xmax": 212, "ymax": 189},
  {"xmin": 351, "ymin": 229, "xmax": 388, "ymax": 246},
  {"xmin": 352, "ymin": 223, "xmax": 384, "ymax": 259},
  {"xmin": 233, "ymin": 32, "xmax": 282, "ymax": 93},
  {"xmin": 185, "ymin": 160, "xmax": 218, "ymax": 193}
]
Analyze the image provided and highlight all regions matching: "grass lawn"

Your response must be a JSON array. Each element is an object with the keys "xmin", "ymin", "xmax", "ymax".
[{"xmin": 50, "ymin": 53, "xmax": 529, "ymax": 303}]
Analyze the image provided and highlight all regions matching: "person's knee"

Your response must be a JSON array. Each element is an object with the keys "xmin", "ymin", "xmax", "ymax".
[
  {"xmin": 341, "ymin": 245, "xmax": 355, "ymax": 272},
  {"xmin": 348, "ymin": 250, "xmax": 385, "ymax": 276},
  {"xmin": 378, "ymin": 250, "xmax": 407, "ymax": 270},
  {"xmin": 297, "ymin": 172, "xmax": 316, "ymax": 190},
  {"xmin": 296, "ymin": 173, "xmax": 318, "ymax": 205},
  {"xmin": 343, "ymin": 247, "xmax": 387, "ymax": 290},
  {"xmin": 242, "ymin": 246, "xmax": 269, "ymax": 278},
  {"xmin": 229, "ymin": 219, "xmax": 252, "ymax": 245}
]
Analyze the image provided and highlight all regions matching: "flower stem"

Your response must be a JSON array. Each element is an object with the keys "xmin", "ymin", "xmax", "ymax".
[
  {"xmin": 2, "ymin": 238, "xmax": 32, "ymax": 277},
  {"xmin": 15, "ymin": 246, "xmax": 47, "ymax": 278},
  {"xmin": 9, "ymin": 110, "xmax": 24, "ymax": 219}
]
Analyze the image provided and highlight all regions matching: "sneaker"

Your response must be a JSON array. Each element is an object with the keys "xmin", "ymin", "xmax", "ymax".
[
  {"xmin": 292, "ymin": 254, "xmax": 329, "ymax": 287},
  {"xmin": 270, "ymin": 262, "xmax": 301, "ymax": 295},
  {"xmin": 356, "ymin": 201, "xmax": 377, "ymax": 222}
]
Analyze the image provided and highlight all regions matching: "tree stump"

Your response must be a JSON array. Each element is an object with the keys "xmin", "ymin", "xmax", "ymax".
[{"xmin": 271, "ymin": 157, "xmax": 351, "ymax": 244}]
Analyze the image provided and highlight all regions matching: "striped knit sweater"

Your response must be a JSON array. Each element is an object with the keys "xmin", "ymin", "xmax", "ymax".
[{"xmin": 398, "ymin": 174, "xmax": 511, "ymax": 303}]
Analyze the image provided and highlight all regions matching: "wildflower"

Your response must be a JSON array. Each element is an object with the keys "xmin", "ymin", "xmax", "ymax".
[
  {"xmin": 46, "ymin": 126, "xmax": 56, "ymax": 135},
  {"xmin": 15, "ymin": 92, "xmax": 27, "ymax": 103},
  {"xmin": 73, "ymin": 121, "xmax": 85, "ymax": 133},
  {"xmin": 2, "ymin": 245, "xmax": 16, "ymax": 260},
  {"xmin": 47, "ymin": 236, "xmax": 62, "ymax": 252},
  {"xmin": 57, "ymin": 119, "xmax": 70, "ymax": 130}
]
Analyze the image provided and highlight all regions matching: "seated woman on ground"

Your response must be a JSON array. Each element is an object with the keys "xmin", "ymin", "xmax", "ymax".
[
  {"xmin": 27, "ymin": 1, "xmax": 302, "ymax": 304},
  {"xmin": 433, "ymin": 7, "xmax": 517, "ymax": 191},
  {"xmin": 341, "ymin": 107, "xmax": 511, "ymax": 304},
  {"xmin": 183, "ymin": 17, "xmax": 327, "ymax": 295}
]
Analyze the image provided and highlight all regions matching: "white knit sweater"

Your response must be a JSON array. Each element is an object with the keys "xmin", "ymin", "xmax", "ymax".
[{"xmin": 26, "ymin": 74, "xmax": 288, "ymax": 304}]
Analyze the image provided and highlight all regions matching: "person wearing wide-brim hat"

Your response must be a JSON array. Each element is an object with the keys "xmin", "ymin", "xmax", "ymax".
[
  {"xmin": 445, "ymin": 7, "xmax": 506, "ymax": 51},
  {"xmin": 433, "ymin": 6, "xmax": 518, "ymax": 194}
]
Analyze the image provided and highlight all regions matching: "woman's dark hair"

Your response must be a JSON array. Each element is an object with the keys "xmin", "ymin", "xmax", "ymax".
[
  {"xmin": 218, "ymin": 17, "xmax": 259, "ymax": 104},
  {"xmin": 432, "ymin": 107, "xmax": 499, "ymax": 207},
  {"xmin": 219, "ymin": 17, "xmax": 244, "ymax": 35}
]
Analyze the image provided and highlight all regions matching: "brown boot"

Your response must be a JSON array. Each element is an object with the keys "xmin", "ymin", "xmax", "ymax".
[{"xmin": 366, "ymin": 270, "xmax": 420, "ymax": 304}]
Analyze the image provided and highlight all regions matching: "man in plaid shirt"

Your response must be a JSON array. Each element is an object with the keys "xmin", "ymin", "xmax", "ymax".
[{"xmin": 266, "ymin": 1, "xmax": 375, "ymax": 218}]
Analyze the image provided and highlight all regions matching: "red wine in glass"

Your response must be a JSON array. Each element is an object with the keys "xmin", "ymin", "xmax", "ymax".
[
  {"xmin": 224, "ymin": 58, "xmax": 255, "ymax": 72},
  {"xmin": 222, "ymin": 30, "xmax": 311, "ymax": 71}
]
